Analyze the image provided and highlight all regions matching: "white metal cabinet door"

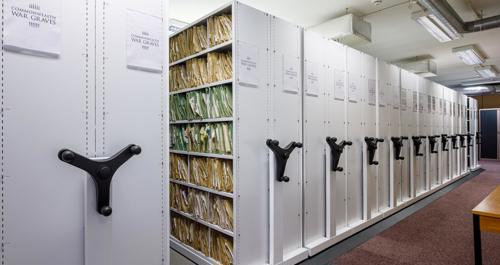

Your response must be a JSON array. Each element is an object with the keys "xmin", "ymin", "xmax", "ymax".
[
  {"xmin": 377, "ymin": 60, "xmax": 396, "ymax": 211},
  {"xmin": 91, "ymin": 0, "xmax": 167, "ymax": 264},
  {"xmin": 363, "ymin": 54, "xmax": 378, "ymax": 220},
  {"xmin": 303, "ymin": 31, "xmax": 328, "ymax": 247},
  {"xmin": 2, "ymin": 0, "xmax": 94, "ymax": 264},
  {"xmin": 400, "ymin": 70, "xmax": 416, "ymax": 200},
  {"xmin": 270, "ymin": 16, "xmax": 307, "ymax": 265},
  {"xmin": 328, "ymin": 42, "xmax": 348, "ymax": 236},
  {"xmin": 234, "ymin": 3, "xmax": 271, "ymax": 264},
  {"xmin": 346, "ymin": 48, "xmax": 364, "ymax": 227}
]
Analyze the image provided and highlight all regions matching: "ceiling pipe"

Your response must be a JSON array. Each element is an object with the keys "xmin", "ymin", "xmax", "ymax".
[
  {"xmin": 465, "ymin": 15, "xmax": 500, "ymax": 32},
  {"xmin": 417, "ymin": 0, "xmax": 500, "ymax": 33}
]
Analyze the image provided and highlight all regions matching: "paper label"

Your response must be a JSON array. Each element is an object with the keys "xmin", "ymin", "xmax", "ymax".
[
  {"xmin": 334, "ymin": 69, "xmax": 345, "ymax": 100},
  {"xmin": 413, "ymin": 91, "xmax": 418, "ymax": 112},
  {"xmin": 393, "ymin": 84, "xmax": 400, "ymax": 109},
  {"xmin": 126, "ymin": 10, "xmax": 163, "ymax": 72},
  {"xmin": 348, "ymin": 73, "xmax": 359, "ymax": 103},
  {"xmin": 368, "ymin": 79, "xmax": 376, "ymax": 106},
  {"xmin": 306, "ymin": 61, "xmax": 320, "ymax": 96},
  {"xmin": 4, "ymin": 0, "xmax": 61, "ymax": 57},
  {"xmin": 400, "ymin": 88, "xmax": 407, "ymax": 111},
  {"xmin": 379, "ymin": 82, "xmax": 388, "ymax": 107},
  {"xmin": 419, "ymin": 92, "xmax": 424, "ymax": 113},
  {"xmin": 238, "ymin": 41, "xmax": 259, "ymax": 86},
  {"xmin": 283, "ymin": 55, "xmax": 299, "ymax": 92},
  {"xmin": 427, "ymin": 95, "xmax": 432, "ymax": 113}
]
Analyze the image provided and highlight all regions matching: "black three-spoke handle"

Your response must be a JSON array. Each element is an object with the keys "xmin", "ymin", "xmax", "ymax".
[
  {"xmin": 428, "ymin": 135, "xmax": 439, "ymax": 154},
  {"xmin": 458, "ymin": 134, "xmax": 467, "ymax": 148},
  {"xmin": 441, "ymin": 134, "xmax": 449, "ymax": 152},
  {"xmin": 412, "ymin": 136, "xmax": 425, "ymax": 156},
  {"xmin": 365, "ymin": 137, "xmax": 384, "ymax": 165},
  {"xmin": 326, "ymin": 137, "xmax": 352, "ymax": 172},
  {"xmin": 58, "ymin": 144, "xmax": 141, "ymax": 216},
  {"xmin": 449, "ymin": 135, "xmax": 459, "ymax": 150},
  {"xmin": 391, "ymin": 136, "xmax": 408, "ymax": 160},
  {"xmin": 266, "ymin": 139, "xmax": 302, "ymax": 182},
  {"xmin": 476, "ymin": 131, "xmax": 482, "ymax": 145}
]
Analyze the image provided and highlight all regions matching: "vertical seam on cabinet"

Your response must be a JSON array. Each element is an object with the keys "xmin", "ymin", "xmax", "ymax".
[
  {"xmin": 1, "ymin": 0, "xmax": 4, "ymax": 263},
  {"xmin": 160, "ymin": 0, "xmax": 166, "ymax": 263},
  {"xmin": 85, "ymin": 0, "xmax": 90, "ymax": 157},
  {"xmin": 101, "ymin": 0, "xmax": 106, "ymax": 156},
  {"xmin": 233, "ymin": 3, "xmax": 239, "ymax": 263}
]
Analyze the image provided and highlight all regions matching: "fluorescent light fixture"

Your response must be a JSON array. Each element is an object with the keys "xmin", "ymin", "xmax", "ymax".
[
  {"xmin": 463, "ymin": 86, "xmax": 488, "ymax": 92},
  {"xmin": 412, "ymin": 10, "xmax": 461, "ymax": 42},
  {"xmin": 462, "ymin": 79, "xmax": 500, "ymax": 86},
  {"xmin": 475, "ymin": 66, "xmax": 497, "ymax": 78},
  {"xmin": 452, "ymin": 45, "xmax": 485, "ymax": 65}
]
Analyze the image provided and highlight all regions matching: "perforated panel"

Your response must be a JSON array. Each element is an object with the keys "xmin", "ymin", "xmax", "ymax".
[
  {"xmin": 234, "ymin": 3, "xmax": 271, "ymax": 264},
  {"xmin": 303, "ymin": 31, "xmax": 328, "ymax": 246},
  {"xmin": 377, "ymin": 60, "xmax": 399, "ymax": 210},
  {"xmin": 270, "ymin": 15, "xmax": 303, "ymax": 260},
  {"xmin": 93, "ymin": 0, "xmax": 167, "ymax": 264},
  {"xmin": 3, "ymin": 1, "xmax": 93, "ymax": 264},
  {"xmin": 400, "ymin": 70, "xmax": 416, "ymax": 200},
  {"xmin": 345, "ymin": 48, "xmax": 365, "ymax": 226}
]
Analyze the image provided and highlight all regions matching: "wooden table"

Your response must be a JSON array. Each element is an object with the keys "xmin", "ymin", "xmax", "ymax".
[{"xmin": 472, "ymin": 185, "xmax": 500, "ymax": 265}]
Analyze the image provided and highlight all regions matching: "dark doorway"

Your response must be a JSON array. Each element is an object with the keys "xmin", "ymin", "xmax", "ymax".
[{"xmin": 480, "ymin": 109, "xmax": 498, "ymax": 159}]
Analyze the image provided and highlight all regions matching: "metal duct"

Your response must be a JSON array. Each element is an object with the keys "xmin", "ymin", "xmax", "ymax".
[
  {"xmin": 465, "ymin": 15, "xmax": 500, "ymax": 32},
  {"xmin": 418, "ymin": 0, "xmax": 500, "ymax": 33}
]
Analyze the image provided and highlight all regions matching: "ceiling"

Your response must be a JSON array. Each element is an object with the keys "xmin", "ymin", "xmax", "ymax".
[{"xmin": 170, "ymin": 0, "xmax": 500, "ymax": 92}]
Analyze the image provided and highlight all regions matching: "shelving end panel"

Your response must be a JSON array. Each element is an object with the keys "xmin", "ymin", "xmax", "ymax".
[{"xmin": 233, "ymin": 2, "xmax": 272, "ymax": 264}]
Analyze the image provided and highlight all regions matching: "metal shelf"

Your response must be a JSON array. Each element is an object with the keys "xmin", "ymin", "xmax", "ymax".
[
  {"xmin": 169, "ymin": 40, "xmax": 232, "ymax": 67},
  {"xmin": 169, "ymin": 79, "xmax": 233, "ymax": 95},
  {"xmin": 170, "ymin": 208, "xmax": 234, "ymax": 237},
  {"xmin": 169, "ymin": 2, "xmax": 232, "ymax": 39},
  {"xmin": 170, "ymin": 117, "xmax": 233, "ymax": 125},
  {"xmin": 169, "ymin": 150, "xmax": 233, "ymax": 160},
  {"xmin": 170, "ymin": 236, "xmax": 218, "ymax": 265},
  {"xmin": 170, "ymin": 179, "xmax": 233, "ymax": 199}
]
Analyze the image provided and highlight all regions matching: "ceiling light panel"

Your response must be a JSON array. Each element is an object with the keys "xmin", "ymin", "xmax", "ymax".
[
  {"xmin": 412, "ymin": 10, "xmax": 461, "ymax": 43},
  {"xmin": 475, "ymin": 66, "xmax": 497, "ymax": 78},
  {"xmin": 452, "ymin": 45, "xmax": 485, "ymax": 65}
]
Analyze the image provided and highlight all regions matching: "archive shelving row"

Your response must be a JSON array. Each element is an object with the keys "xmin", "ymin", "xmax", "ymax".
[
  {"xmin": 169, "ymin": 2, "xmax": 305, "ymax": 265},
  {"xmin": 169, "ymin": 3, "xmax": 235, "ymax": 265}
]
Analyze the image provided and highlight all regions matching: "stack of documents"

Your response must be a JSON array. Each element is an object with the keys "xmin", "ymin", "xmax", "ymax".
[
  {"xmin": 209, "ymin": 85, "xmax": 232, "ymax": 118},
  {"xmin": 187, "ymin": 25, "xmax": 208, "ymax": 55},
  {"xmin": 180, "ymin": 122, "xmax": 232, "ymax": 154},
  {"xmin": 170, "ymin": 94, "xmax": 189, "ymax": 121},
  {"xmin": 209, "ymin": 158, "xmax": 233, "ymax": 193},
  {"xmin": 212, "ymin": 195, "xmax": 233, "ymax": 231},
  {"xmin": 192, "ymin": 190, "xmax": 211, "ymax": 222},
  {"xmin": 186, "ymin": 89, "xmax": 210, "ymax": 119},
  {"xmin": 192, "ymin": 223, "xmax": 210, "ymax": 257},
  {"xmin": 170, "ymin": 153, "xmax": 188, "ymax": 182},
  {"xmin": 187, "ymin": 58, "xmax": 209, "ymax": 87},
  {"xmin": 170, "ymin": 124, "xmax": 188, "ymax": 151},
  {"xmin": 212, "ymin": 232, "xmax": 234, "ymax": 265},
  {"xmin": 208, "ymin": 14, "xmax": 232, "ymax": 47},
  {"xmin": 190, "ymin": 157, "xmax": 210, "ymax": 187},
  {"xmin": 171, "ymin": 213, "xmax": 192, "ymax": 245},
  {"xmin": 169, "ymin": 65, "xmax": 189, "ymax": 92},
  {"xmin": 170, "ymin": 183, "xmax": 192, "ymax": 213},
  {"xmin": 170, "ymin": 25, "xmax": 209, "ymax": 62},
  {"xmin": 208, "ymin": 52, "xmax": 232, "ymax": 83},
  {"xmin": 169, "ymin": 31, "xmax": 189, "ymax": 62}
]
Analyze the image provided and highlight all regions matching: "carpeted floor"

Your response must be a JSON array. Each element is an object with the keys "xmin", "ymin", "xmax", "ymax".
[{"xmin": 333, "ymin": 161, "xmax": 500, "ymax": 265}]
